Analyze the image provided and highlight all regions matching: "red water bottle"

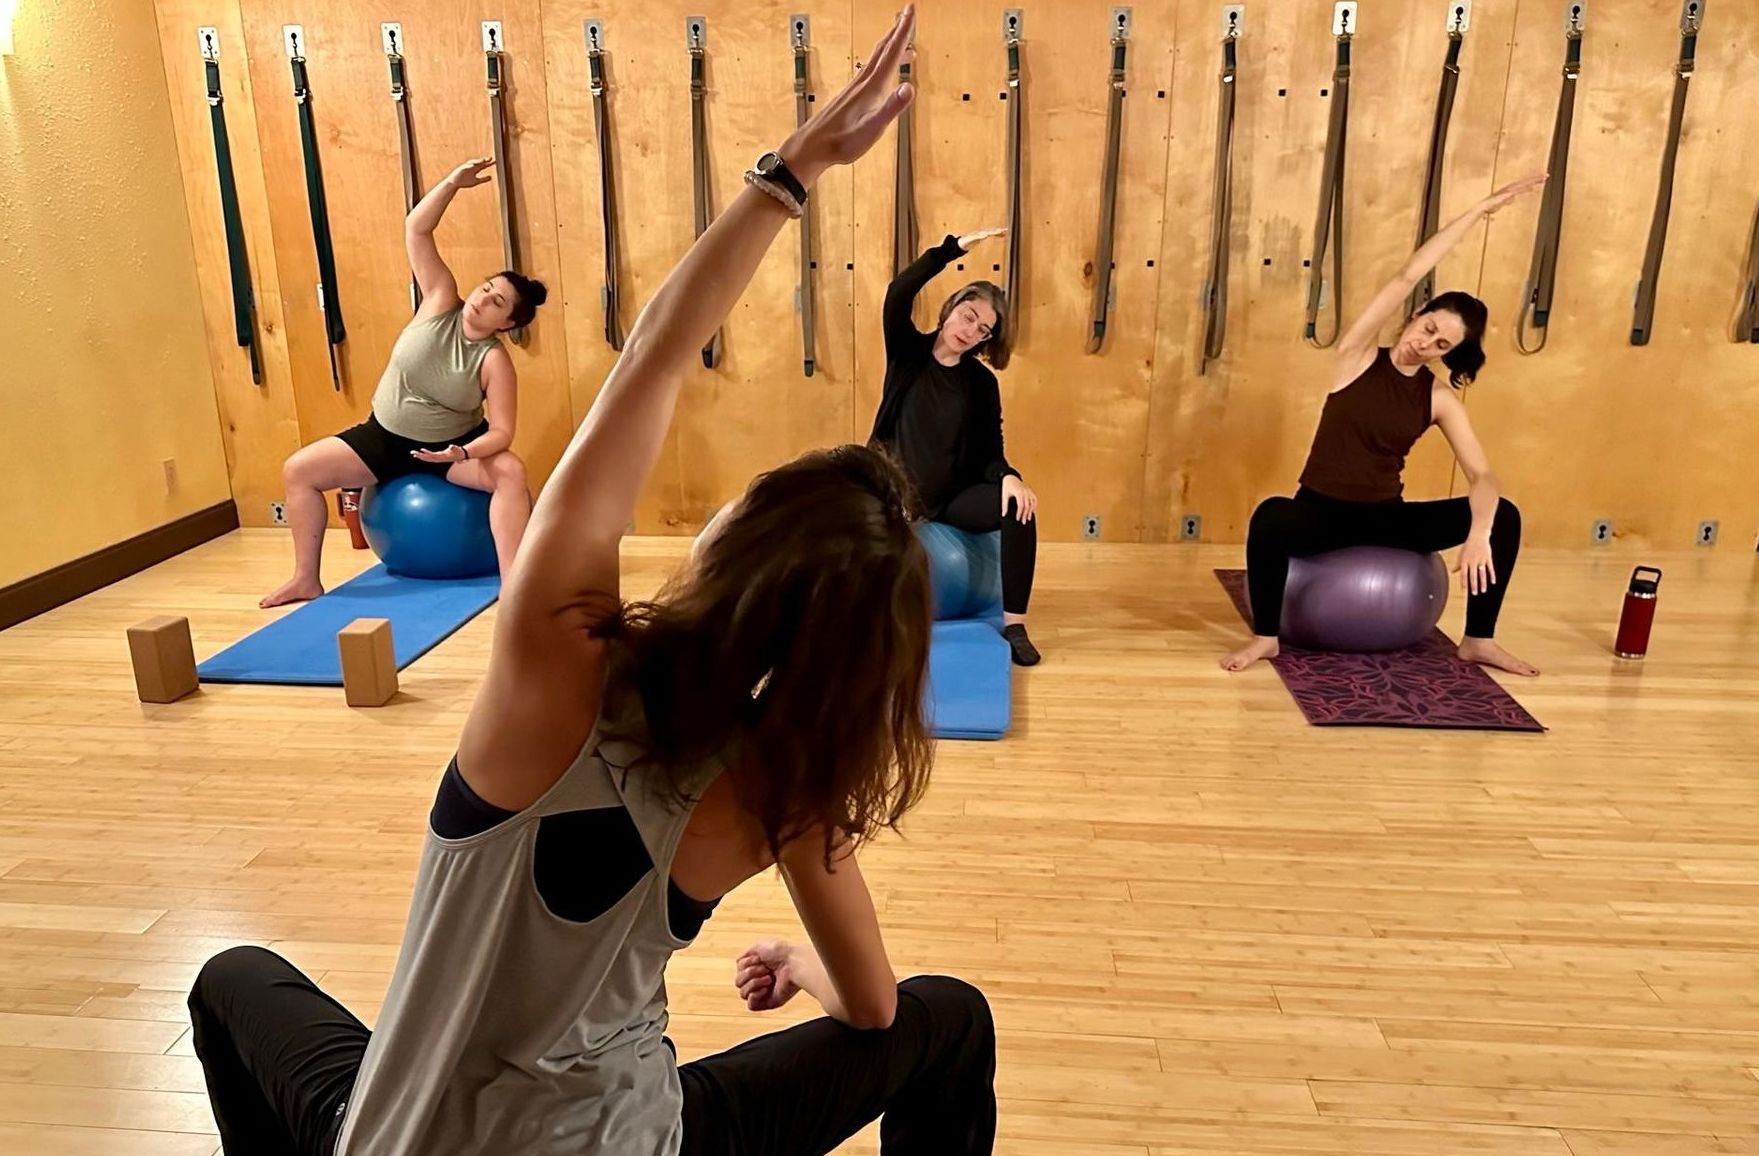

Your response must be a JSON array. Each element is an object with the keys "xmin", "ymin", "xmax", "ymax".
[{"xmin": 1614, "ymin": 566, "xmax": 1662, "ymax": 659}]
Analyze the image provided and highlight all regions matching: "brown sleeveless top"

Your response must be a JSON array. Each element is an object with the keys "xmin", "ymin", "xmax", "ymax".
[{"xmin": 1297, "ymin": 347, "xmax": 1435, "ymax": 502}]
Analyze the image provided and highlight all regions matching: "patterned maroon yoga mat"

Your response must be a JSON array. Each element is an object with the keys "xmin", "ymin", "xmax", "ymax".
[{"xmin": 1215, "ymin": 570, "xmax": 1544, "ymax": 732}]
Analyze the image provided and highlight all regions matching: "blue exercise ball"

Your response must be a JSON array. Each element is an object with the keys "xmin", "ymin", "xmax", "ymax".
[
  {"xmin": 915, "ymin": 521, "xmax": 1002, "ymax": 621},
  {"xmin": 1282, "ymin": 546, "xmax": 1448, "ymax": 652},
  {"xmin": 358, "ymin": 474, "xmax": 498, "ymax": 580}
]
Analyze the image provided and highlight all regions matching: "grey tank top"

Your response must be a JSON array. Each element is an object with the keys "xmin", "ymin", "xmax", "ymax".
[
  {"xmin": 370, "ymin": 307, "xmax": 499, "ymax": 443},
  {"xmin": 334, "ymin": 725, "xmax": 718, "ymax": 1156}
]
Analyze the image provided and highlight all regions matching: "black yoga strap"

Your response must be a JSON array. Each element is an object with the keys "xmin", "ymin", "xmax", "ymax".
[
  {"xmin": 587, "ymin": 21, "xmax": 622, "ymax": 351},
  {"xmin": 1305, "ymin": 7, "xmax": 1353, "ymax": 349},
  {"xmin": 485, "ymin": 29, "xmax": 525, "ymax": 346},
  {"xmin": 201, "ymin": 30, "xmax": 260, "ymax": 385},
  {"xmin": 1409, "ymin": 10, "xmax": 1466, "ymax": 317},
  {"xmin": 1086, "ymin": 11, "xmax": 1129, "ymax": 355},
  {"xmin": 1516, "ymin": 7, "xmax": 1584, "ymax": 356},
  {"xmin": 289, "ymin": 30, "xmax": 345, "ymax": 390},
  {"xmin": 1200, "ymin": 11, "xmax": 1241, "ymax": 376},
  {"xmin": 792, "ymin": 17, "xmax": 817, "ymax": 379},
  {"xmin": 688, "ymin": 19, "xmax": 721, "ymax": 368},
  {"xmin": 385, "ymin": 28, "xmax": 421, "ymax": 314},
  {"xmin": 1002, "ymin": 11, "xmax": 1024, "ymax": 362},
  {"xmin": 1631, "ymin": 3, "xmax": 1702, "ymax": 347}
]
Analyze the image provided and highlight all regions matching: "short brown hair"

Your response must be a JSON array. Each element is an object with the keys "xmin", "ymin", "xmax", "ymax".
[{"xmin": 937, "ymin": 281, "xmax": 1012, "ymax": 368}]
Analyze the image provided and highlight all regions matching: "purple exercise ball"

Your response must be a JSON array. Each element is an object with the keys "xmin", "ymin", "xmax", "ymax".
[{"xmin": 1281, "ymin": 547, "xmax": 1448, "ymax": 652}]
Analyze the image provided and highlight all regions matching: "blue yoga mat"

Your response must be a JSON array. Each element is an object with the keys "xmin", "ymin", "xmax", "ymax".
[
  {"xmin": 198, "ymin": 564, "xmax": 500, "ymax": 686},
  {"xmin": 926, "ymin": 618, "xmax": 1012, "ymax": 740}
]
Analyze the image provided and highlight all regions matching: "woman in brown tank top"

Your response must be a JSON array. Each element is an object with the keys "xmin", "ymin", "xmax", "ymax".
[{"xmin": 1221, "ymin": 176, "xmax": 1548, "ymax": 677}]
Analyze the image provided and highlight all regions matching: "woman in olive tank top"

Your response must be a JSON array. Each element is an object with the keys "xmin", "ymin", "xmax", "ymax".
[
  {"xmin": 261, "ymin": 157, "xmax": 549, "ymax": 609},
  {"xmin": 191, "ymin": 15, "xmax": 998, "ymax": 1156},
  {"xmin": 1221, "ymin": 176, "xmax": 1547, "ymax": 677}
]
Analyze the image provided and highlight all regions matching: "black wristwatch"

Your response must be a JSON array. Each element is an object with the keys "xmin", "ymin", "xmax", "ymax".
[{"xmin": 753, "ymin": 152, "xmax": 808, "ymax": 208}]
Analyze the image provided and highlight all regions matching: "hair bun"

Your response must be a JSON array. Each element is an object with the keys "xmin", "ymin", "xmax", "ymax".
[{"xmin": 525, "ymin": 279, "xmax": 549, "ymax": 308}]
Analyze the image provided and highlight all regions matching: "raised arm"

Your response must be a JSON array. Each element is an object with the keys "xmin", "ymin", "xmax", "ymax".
[
  {"xmin": 453, "ymin": 9, "xmax": 919, "ymax": 811},
  {"xmin": 407, "ymin": 159, "xmax": 493, "ymax": 315},
  {"xmin": 884, "ymin": 236, "xmax": 963, "ymax": 353},
  {"xmin": 1334, "ymin": 175, "xmax": 1547, "ymax": 376}
]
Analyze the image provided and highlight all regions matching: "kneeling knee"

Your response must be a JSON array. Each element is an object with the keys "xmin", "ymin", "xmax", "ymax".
[
  {"xmin": 902, "ymin": 975, "xmax": 995, "ymax": 1043},
  {"xmin": 190, "ymin": 944, "xmax": 278, "ymax": 1011}
]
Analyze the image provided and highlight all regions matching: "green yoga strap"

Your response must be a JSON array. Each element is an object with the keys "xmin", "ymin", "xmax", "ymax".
[
  {"xmin": 1305, "ymin": 4, "xmax": 1354, "ymax": 349},
  {"xmin": 1086, "ymin": 9, "xmax": 1129, "ymax": 355},
  {"xmin": 201, "ymin": 30, "xmax": 260, "ymax": 385},
  {"xmin": 1516, "ymin": 5, "xmax": 1584, "ymax": 355},
  {"xmin": 1631, "ymin": 2, "xmax": 1702, "ymax": 347},
  {"xmin": 689, "ymin": 18, "xmax": 721, "ymax": 368},
  {"xmin": 385, "ymin": 26, "xmax": 420, "ymax": 314},
  {"xmin": 288, "ymin": 29, "xmax": 345, "ymax": 389},
  {"xmin": 1409, "ymin": 7, "xmax": 1466, "ymax": 317}
]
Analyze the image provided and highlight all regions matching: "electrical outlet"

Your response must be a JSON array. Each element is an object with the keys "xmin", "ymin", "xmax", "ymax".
[
  {"xmin": 1591, "ymin": 518, "xmax": 1613, "ymax": 545},
  {"xmin": 161, "ymin": 458, "xmax": 177, "ymax": 491},
  {"xmin": 1697, "ymin": 520, "xmax": 1719, "ymax": 547},
  {"xmin": 1082, "ymin": 514, "xmax": 1102, "ymax": 540},
  {"xmin": 270, "ymin": 501, "xmax": 288, "ymax": 526},
  {"xmin": 1180, "ymin": 513, "xmax": 1202, "ymax": 542}
]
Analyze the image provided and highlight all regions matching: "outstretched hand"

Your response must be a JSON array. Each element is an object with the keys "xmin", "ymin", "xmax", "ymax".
[
  {"xmin": 777, "ymin": 7, "xmax": 917, "ymax": 180},
  {"xmin": 1480, "ymin": 174, "xmax": 1547, "ymax": 217},
  {"xmin": 447, "ymin": 157, "xmax": 495, "ymax": 189}
]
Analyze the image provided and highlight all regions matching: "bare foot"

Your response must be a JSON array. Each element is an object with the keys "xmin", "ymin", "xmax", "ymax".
[
  {"xmin": 259, "ymin": 577, "xmax": 324, "ymax": 609},
  {"xmin": 1457, "ymin": 637, "xmax": 1539, "ymax": 677},
  {"xmin": 1220, "ymin": 635, "xmax": 1280, "ymax": 672}
]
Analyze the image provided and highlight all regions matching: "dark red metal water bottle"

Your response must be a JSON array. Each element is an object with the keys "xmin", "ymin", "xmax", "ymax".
[{"xmin": 1614, "ymin": 566, "xmax": 1662, "ymax": 659}]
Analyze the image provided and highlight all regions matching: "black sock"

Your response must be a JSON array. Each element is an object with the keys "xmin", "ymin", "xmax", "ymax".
[{"xmin": 1002, "ymin": 623, "xmax": 1040, "ymax": 667}]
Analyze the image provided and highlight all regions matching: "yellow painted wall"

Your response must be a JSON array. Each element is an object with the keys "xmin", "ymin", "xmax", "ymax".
[{"xmin": 0, "ymin": 0, "xmax": 231, "ymax": 585}]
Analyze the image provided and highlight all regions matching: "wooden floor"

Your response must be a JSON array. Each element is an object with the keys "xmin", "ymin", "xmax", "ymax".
[{"xmin": 3, "ymin": 530, "xmax": 1759, "ymax": 1154}]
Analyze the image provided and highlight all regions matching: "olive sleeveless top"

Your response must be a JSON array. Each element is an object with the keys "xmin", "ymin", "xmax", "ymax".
[{"xmin": 370, "ymin": 307, "xmax": 500, "ymax": 443}]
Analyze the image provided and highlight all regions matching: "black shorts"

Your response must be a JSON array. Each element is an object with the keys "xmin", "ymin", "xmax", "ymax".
[{"xmin": 335, "ymin": 414, "xmax": 490, "ymax": 484}]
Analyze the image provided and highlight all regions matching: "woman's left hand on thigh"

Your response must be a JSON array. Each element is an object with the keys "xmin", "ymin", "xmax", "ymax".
[{"xmin": 1001, "ymin": 475, "xmax": 1037, "ymax": 523}]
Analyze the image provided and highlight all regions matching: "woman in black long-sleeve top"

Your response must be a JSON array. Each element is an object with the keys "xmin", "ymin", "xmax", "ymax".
[{"xmin": 870, "ymin": 228, "xmax": 1041, "ymax": 666}]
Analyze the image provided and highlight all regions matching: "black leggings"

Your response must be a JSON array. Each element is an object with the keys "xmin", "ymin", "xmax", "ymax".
[
  {"xmin": 939, "ymin": 482, "xmax": 1037, "ymax": 616},
  {"xmin": 189, "ymin": 945, "xmax": 996, "ymax": 1156},
  {"xmin": 1247, "ymin": 488, "xmax": 1522, "ymax": 640}
]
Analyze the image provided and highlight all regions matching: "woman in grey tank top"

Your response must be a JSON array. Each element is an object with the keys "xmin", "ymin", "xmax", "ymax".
[
  {"xmin": 189, "ymin": 12, "xmax": 997, "ymax": 1156},
  {"xmin": 260, "ymin": 157, "xmax": 549, "ymax": 609}
]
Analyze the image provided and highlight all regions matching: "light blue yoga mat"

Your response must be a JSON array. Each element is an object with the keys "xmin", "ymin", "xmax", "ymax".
[{"xmin": 197, "ymin": 564, "xmax": 499, "ymax": 686}]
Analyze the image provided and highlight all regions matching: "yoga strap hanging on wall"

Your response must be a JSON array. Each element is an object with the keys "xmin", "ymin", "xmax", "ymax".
[
  {"xmin": 1738, "ymin": 201, "xmax": 1759, "ymax": 344},
  {"xmin": 1630, "ymin": 1, "xmax": 1703, "ymax": 347},
  {"xmin": 1516, "ymin": 4, "xmax": 1584, "ymax": 356},
  {"xmin": 201, "ymin": 29, "xmax": 261, "ymax": 385},
  {"xmin": 286, "ymin": 26, "xmax": 346, "ymax": 390},
  {"xmin": 586, "ymin": 21, "xmax": 623, "ymax": 351},
  {"xmin": 688, "ymin": 18, "xmax": 721, "ymax": 368},
  {"xmin": 793, "ymin": 15, "xmax": 817, "ymax": 378},
  {"xmin": 1409, "ymin": 4, "xmax": 1467, "ymax": 317},
  {"xmin": 485, "ymin": 24, "xmax": 525, "ymax": 346},
  {"xmin": 1200, "ymin": 7, "xmax": 1242, "ymax": 376},
  {"xmin": 384, "ymin": 24, "xmax": 421, "ymax": 314},
  {"xmin": 1304, "ymin": 2, "xmax": 1354, "ymax": 349},
  {"xmin": 1001, "ymin": 10, "xmax": 1024, "ymax": 363},
  {"xmin": 1087, "ymin": 8, "xmax": 1130, "ymax": 355},
  {"xmin": 892, "ymin": 31, "xmax": 919, "ymax": 279}
]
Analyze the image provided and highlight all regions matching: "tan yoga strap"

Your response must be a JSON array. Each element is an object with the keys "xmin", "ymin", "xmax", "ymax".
[
  {"xmin": 484, "ymin": 24, "xmax": 525, "ymax": 346},
  {"xmin": 792, "ymin": 15, "xmax": 817, "ymax": 378},
  {"xmin": 1737, "ymin": 200, "xmax": 1759, "ymax": 344},
  {"xmin": 1516, "ymin": 4, "xmax": 1584, "ymax": 356},
  {"xmin": 1200, "ymin": 7, "xmax": 1242, "ymax": 375},
  {"xmin": 1409, "ymin": 5, "xmax": 1467, "ymax": 317},
  {"xmin": 1086, "ymin": 8, "xmax": 1130, "ymax": 355},
  {"xmin": 892, "ymin": 38, "xmax": 919, "ymax": 279},
  {"xmin": 688, "ymin": 18, "xmax": 721, "ymax": 368},
  {"xmin": 1631, "ymin": 1, "xmax": 1702, "ymax": 347},
  {"xmin": 1304, "ymin": 3, "xmax": 1354, "ymax": 349},
  {"xmin": 586, "ymin": 21, "xmax": 623, "ymax": 351}
]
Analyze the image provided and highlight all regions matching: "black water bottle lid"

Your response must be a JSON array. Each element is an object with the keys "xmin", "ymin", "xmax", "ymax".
[{"xmin": 1629, "ymin": 566, "xmax": 1663, "ymax": 595}]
